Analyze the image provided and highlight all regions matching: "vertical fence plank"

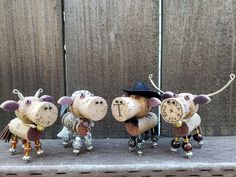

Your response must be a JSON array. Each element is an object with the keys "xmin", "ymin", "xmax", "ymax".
[
  {"xmin": 162, "ymin": 0, "xmax": 236, "ymax": 136},
  {"xmin": 0, "ymin": 0, "xmax": 64, "ymax": 138},
  {"xmin": 64, "ymin": 0, "xmax": 159, "ymax": 138}
]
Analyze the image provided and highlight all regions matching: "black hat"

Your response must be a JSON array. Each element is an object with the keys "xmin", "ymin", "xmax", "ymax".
[{"xmin": 123, "ymin": 82, "xmax": 161, "ymax": 99}]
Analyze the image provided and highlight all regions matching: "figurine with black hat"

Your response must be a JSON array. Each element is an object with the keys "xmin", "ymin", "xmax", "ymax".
[{"xmin": 111, "ymin": 81, "xmax": 161, "ymax": 156}]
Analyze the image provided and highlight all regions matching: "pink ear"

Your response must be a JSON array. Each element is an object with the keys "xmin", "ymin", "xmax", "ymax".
[
  {"xmin": 161, "ymin": 91, "xmax": 175, "ymax": 100},
  {"xmin": 193, "ymin": 95, "xmax": 211, "ymax": 104},
  {"xmin": 0, "ymin": 100, "xmax": 19, "ymax": 111},
  {"xmin": 147, "ymin": 97, "xmax": 161, "ymax": 107},
  {"xmin": 57, "ymin": 96, "xmax": 73, "ymax": 105},
  {"xmin": 40, "ymin": 95, "xmax": 54, "ymax": 103}
]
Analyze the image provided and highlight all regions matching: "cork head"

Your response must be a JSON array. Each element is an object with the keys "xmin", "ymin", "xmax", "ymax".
[
  {"xmin": 58, "ymin": 90, "xmax": 108, "ymax": 121},
  {"xmin": 0, "ymin": 89, "xmax": 58, "ymax": 128},
  {"xmin": 15, "ymin": 97, "xmax": 58, "ymax": 127},
  {"xmin": 71, "ymin": 95, "xmax": 108, "ymax": 121},
  {"xmin": 161, "ymin": 92, "xmax": 211, "ymax": 123},
  {"xmin": 111, "ymin": 94, "xmax": 161, "ymax": 122}
]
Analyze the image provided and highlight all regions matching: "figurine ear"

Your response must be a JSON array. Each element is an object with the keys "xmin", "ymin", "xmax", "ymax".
[
  {"xmin": 147, "ymin": 97, "xmax": 161, "ymax": 107},
  {"xmin": 161, "ymin": 91, "xmax": 175, "ymax": 100},
  {"xmin": 57, "ymin": 96, "xmax": 74, "ymax": 105},
  {"xmin": 121, "ymin": 93, "xmax": 129, "ymax": 97},
  {"xmin": 40, "ymin": 95, "xmax": 54, "ymax": 103},
  {"xmin": 0, "ymin": 100, "xmax": 19, "ymax": 111},
  {"xmin": 193, "ymin": 95, "xmax": 211, "ymax": 104}
]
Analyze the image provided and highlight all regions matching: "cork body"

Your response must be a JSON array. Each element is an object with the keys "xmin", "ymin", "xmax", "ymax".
[
  {"xmin": 8, "ymin": 118, "xmax": 42, "ymax": 141},
  {"xmin": 173, "ymin": 113, "xmax": 201, "ymax": 137},
  {"xmin": 125, "ymin": 112, "xmax": 158, "ymax": 136}
]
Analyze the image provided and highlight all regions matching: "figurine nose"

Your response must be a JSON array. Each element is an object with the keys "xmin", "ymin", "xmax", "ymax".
[
  {"xmin": 43, "ymin": 104, "xmax": 53, "ymax": 110},
  {"xmin": 114, "ymin": 99, "xmax": 123, "ymax": 105}
]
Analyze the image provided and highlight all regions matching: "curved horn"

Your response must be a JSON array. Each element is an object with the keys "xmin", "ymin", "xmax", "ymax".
[
  {"xmin": 148, "ymin": 74, "xmax": 164, "ymax": 94},
  {"xmin": 12, "ymin": 89, "xmax": 24, "ymax": 100},
  {"xmin": 35, "ymin": 88, "xmax": 43, "ymax": 98},
  {"xmin": 207, "ymin": 74, "xmax": 235, "ymax": 97}
]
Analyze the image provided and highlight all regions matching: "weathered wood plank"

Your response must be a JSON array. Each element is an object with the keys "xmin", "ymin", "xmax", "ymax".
[
  {"xmin": 64, "ymin": 0, "xmax": 159, "ymax": 138},
  {"xmin": 0, "ymin": 0, "xmax": 64, "ymax": 138},
  {"xmin": 162, "ymin": 0, "xmax": 236, "ymax": 136}
]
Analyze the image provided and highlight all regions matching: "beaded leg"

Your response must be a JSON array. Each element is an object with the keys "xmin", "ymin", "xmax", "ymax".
[
  {"xmin": 182, "ymin": 136, "xmax": 193, "ymax": 158},
  {"xmin": 143, "ymin": 131, "xmax": 149, "ymax": 141},
  {"xmin": 9, "ymin": 135, "xmax": 18, "ymax": 155},
  {"xmin": 128, "ymin": 136, "xmax": 137, "ymax": 152},
  {"xmin": 23, "ymin": 141, "xmax": 31, "ymax": 162},
  {"xmin": 22, "ymin": 139, "xmax": 27, "ymax": 149},
  {"xmin": 151, "ymin": 128, "xmax": 159, "ymax": 148},
  {"xmin": 84, "ymin": 132, "xmax": 93, "ymax": 151},
  {"xmin": 62, "ymin": 137, "xmax": 70, "ymax": 148},
  {"xmin": 72, "ymin": 136, "xmax": 82, "ymax": 155},
  {"xmin": 171, "ymin": 137, "xmax": 181, "ymax": 152},
  {"xmin": 35, "ymin": 139, "xmax": 44, "ymax": 155},
  {"xmin": 136, "ymin": 136, "xmax": 144, "ymax": 156},
  {"xmin": 193, "ymin": 126, "xmax": 203, "ymax": 148}
]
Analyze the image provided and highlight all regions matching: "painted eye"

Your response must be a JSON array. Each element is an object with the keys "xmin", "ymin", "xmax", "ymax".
[
  {"xmin": 25, "ymin": 100, "xmax": 32, "ymax": 105},
  {"xmin": 184, "ymin": 95, "xmax": 190, "ymax": 100},
  {"xmin": 80, "ymin": 93, "xmax": 85, "ymax": 98}
]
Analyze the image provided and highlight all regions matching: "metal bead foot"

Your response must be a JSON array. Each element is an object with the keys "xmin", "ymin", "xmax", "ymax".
[
  {"xmin": 171, "ymin": 147, "xmax": 178, "ymax": 152},
  {"xmin": 9, "ymin": 147, "xmax": 16, "ymax": 155},
  {"xmin": 23, "ymin": 156, "xmax": 31, "ymax": 163},
  {"xmin": 153, "ymin": 142, "xmax": 158, "ymax": 148},
  {"xmin": 185, "ymin": 151, "xmax": 193, "ymax": 158},
  {"xmin": 73, "ymin": 149, "xmax": 80, "ymax": 155},
  {"xmin": 36, "ymin": 149, "xmax": 44, "ymax": 155},
  {"xmin": 137, "ymin": 150, "xmax": 143, "ymax": 156},
  {"xmin": 128, "ymin": 146, "xmax": 134, "ymax": 152},
  {"xmin": 128, "ymin": 137, "xmax": 136, "ymax": 152},
  {"xmin": 87, "ymin": 146, "xmax": 93, "ymax": 152},
  {"xmin": 197, "ymin": 141, "xmax": 203, "ymax": 148},
  {"xmin": 136, "ymin": 138, "xmax": 144, "ymax": 156},
  {"xmin": 63, "ymin": 141, "xmax": 69, "ymax": 148}
]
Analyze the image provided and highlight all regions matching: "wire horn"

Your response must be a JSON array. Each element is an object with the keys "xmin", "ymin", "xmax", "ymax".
[
  {"xmin": 207, "ymin": 74, "xmax": 235, "ymax": 97},
  {"xmin": 35, "ymin": 88, "xmax": 43, "ymax": 98},
  {"xmin": 12, "ymin": 89, "xmax": 24, "ymax": 100},
  {"xmin": 148, "ymin": 74, "xmax": 164, "ymax": 94}
]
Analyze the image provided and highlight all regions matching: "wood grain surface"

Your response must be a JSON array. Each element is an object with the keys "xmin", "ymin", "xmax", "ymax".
[
  {"xmin": 162, "ymin": 0, "xmax": 236, "ymax": 136},
  {"xmin": 1, "ymin": 0, "xmax": 235, "ymax": 138},
  {"xmin": 64, "ymin": 0, "xmax": 159, "ymax": 138},
  {"xmin": 0, "ymin": 0, "xmax": 64, "ymax": 138}
]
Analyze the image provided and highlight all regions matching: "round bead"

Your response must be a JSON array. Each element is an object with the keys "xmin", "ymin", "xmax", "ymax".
[
  {"xmin": 137, "ymin": 138, "xmax": 143, "ymax": 143},
  {"xmin": 128, "ymin": 138, "xmax": 136, "ymax": 147},
  {"xmin": 182, "ymin": 142, "xmax": 192, "ymax": 152},
  {"xmin": 171, "ymin": 139, "xmax": 181, "ymax": 148}
]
